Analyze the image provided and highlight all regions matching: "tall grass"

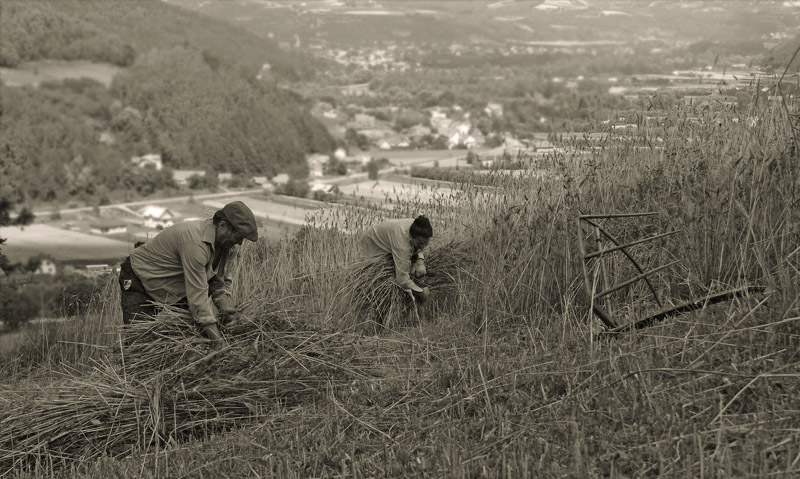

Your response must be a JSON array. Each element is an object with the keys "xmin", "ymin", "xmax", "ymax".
[{"xmin": 1, "ymin": 93, "xmax": 798, "ymax": 477}]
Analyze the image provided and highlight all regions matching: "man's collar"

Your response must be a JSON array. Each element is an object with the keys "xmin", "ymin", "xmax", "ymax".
[{"xmin": 202, "ymin": 219, "xmax": 217, "ymax": 249}]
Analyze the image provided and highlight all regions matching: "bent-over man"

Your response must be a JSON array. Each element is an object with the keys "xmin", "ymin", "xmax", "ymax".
[
  {"xmin": 118, "ymin": 201, "xmax": 258, "ymax": 344},
  {"xmin": 362, "ymin": 215, "xmax": 433, "ymax": 303}
]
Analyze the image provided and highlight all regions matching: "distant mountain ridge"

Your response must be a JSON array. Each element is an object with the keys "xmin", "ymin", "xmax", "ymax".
[{"xmin": 167, "ymin": 0, "xmax": 796, "ymax": 52}]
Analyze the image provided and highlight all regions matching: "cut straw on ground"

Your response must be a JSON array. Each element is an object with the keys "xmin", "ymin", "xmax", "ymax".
[{"xmin": 0, "ymin": 306, "xmax": 391, "ymax": 474}]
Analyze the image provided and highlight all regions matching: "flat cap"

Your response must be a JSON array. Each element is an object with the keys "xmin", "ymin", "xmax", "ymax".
[{"xmin": 221, "ymin": 201, "xmax": 258, "ymax": 242}]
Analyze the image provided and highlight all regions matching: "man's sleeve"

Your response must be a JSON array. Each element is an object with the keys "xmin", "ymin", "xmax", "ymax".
[
  {"xmin": 179, "ymin": 243, "xmax": 216, "ymax": 326},
  {"xmin": 210, "ymin": 247, "xmax": 238, "ymax": 312},
  {"xmin": 392, "ymin": 250, "xmax": 423, "ymax": 293}
]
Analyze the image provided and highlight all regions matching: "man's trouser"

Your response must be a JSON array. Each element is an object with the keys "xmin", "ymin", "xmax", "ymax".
[
  {"xmin": 119, "ymin": 256, "xmax": 159, "ymax": 324},
  {"xmin": 119, "ymin": 256, "xmax": 223, "ymax": 325},
  {"xmin": 119, "ymin": 256, "xmax": 176, "ymax": 324}
]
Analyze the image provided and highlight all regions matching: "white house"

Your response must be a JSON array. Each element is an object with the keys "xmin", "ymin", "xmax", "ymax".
[
  {"xmin": 251, "ymin": 176, "xmax": 274, "ymax": 190},
  {"xmin": 131, "ymin": 154, "xmax": 163, "ymax": 171},
  {"xmin": 310, "ymin": 182, "xmax": 335, "ymax": 193},
  {"xmin": 272, "ymin": 173, "xmax": 290, "ymax": 185},
  {"xmin": 140, "ymin": 205, "xmax": 176, "ymax": 230},
  {"xmin": 484, "ymin": 102, "xmax": 504, "ymax": 117},
  {"xmin": 34, "ymin": 257, "xmax": 58, "ymax": 276},
  {"xmin": 307, "ymin": 154, "xmax": 329, "ymax": 178},
  {"xmin": 447, "ymin": 131, "xmax": 462, "ymax": 149},
  {"xmin": 430, "ymin": 109, "xmax": 447, "ymax": 121}
]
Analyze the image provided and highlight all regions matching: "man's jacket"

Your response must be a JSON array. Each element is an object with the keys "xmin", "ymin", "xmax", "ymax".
[
  {"xmin": 362, "ymin": 217, "xmax": 425, "ymax": 293},
  {"xmin": 129, "ymin": 219, "xmax": 237, "ymax": 326}
]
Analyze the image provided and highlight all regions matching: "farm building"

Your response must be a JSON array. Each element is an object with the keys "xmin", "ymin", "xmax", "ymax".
[
  {"xmin": 310, "ymin": 182, "xmax": 336, "ymax": 194},
  {"xmin": 251, "ymin": 176, "xmax": 275, "ymax": 190},
  {"xmin": 139, "ymin": 205, "xmax": 177, "ymax": 230},
  {"xmin": 131, "ymin": 154, "xmax": 163, "ymax": 170},
  {"xmin": 307, "ymin": 154, "xmax": 330, "ymax": 178},
  {"xmin": 271, "ymin": 173, "xmax": 290, "ymax": 185},
  {"xmin": 33, "ymin": 256, "xmax": 58, "ymax": 276}
]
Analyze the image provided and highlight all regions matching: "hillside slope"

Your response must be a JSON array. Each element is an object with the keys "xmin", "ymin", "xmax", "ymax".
[{"xmin": 0, "ymin": 0, "xmax": 336, "ymax": 206}]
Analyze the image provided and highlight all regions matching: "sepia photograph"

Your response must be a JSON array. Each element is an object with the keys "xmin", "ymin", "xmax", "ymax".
[{"xmin": 0, "ymin": 0, "xmax": 798, "ymax": 476}]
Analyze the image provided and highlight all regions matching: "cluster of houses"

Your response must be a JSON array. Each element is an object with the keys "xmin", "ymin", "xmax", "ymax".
[
  {"xmin": 318, "ymin": 103, "xmax": 491, "ymax": 151},
  {"xmin": 130, "ymin": 154, "xmax": 285, "ymax": 189}
]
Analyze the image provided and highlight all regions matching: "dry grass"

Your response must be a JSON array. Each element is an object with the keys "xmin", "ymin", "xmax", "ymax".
[
  {"xmin": 0, "ymin": 305, "xmax": 396, "ymax": 475},
  {"xmin": 1, "ymin": 91, "xmax": 799, "ymax": 477},
  {"xmin": 328, "ymin": 240, "xmax": 476, "ymax": 331}
]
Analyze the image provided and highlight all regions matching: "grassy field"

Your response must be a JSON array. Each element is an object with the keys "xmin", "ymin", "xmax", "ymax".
[
  {"xmin": 1, "ymin": 94, "xmax": 799, "ymax": 478},
  {"xmin": 0, "ymin": 60, "xmax": 122, "ymax": 87},
  {"xmin": 369, "ymin": 149, "xmax": 468, "ymax": 168},
  {"xmin": 0, "ymin": 224, "xmax": 133, "ymax": 265},
  {"xmin": 338, "ymin": 179, "xmax": 461, "ymax": 205}
]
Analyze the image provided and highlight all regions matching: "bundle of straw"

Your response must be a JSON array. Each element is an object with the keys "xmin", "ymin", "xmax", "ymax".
[
  {"xmin": 330, "ymin": 240, "xmax": 474, "ymax": 330},
  {"xmin": 0, "ymin": 307, "xmax": 382, "ymax": 474}
]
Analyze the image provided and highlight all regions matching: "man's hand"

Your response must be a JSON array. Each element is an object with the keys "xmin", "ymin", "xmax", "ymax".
[
  {"xmin": 411, "ymin": 260, "xmax": 427, "ymax": 278},
  {"xmin": 218, "ymin": 308, "xmax": 242, "ymax": 326},
  {"xmin": 202, "ymin": 323, "xmax": 227, "ymax": 347}
]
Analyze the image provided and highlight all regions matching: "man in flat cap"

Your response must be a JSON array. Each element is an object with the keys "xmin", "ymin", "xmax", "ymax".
[{"xmin": 118, "ymin": 201, "xmax": 259, "ymax": 345}]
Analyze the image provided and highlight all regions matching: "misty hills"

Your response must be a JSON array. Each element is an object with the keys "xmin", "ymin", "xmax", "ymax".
[
  {"xmin": 0, "ymin": 0, "xmax": 336, "ymax": 205},
  {"xmin": 167, "ymin": 0, "xmax": 798, "ymax": 54}
]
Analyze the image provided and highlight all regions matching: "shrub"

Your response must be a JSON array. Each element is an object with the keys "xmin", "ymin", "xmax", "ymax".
[
  {"xmin": 51, "ymin": 277, "xmax": 101, "ymax": 318},
  {"xmin": 0, "ymin": 283, "xmax": 40, "ymax": 331},
  {"xmin": 188, "ymin": 171, "xmax": 218, "ymax": 190},
  {"xmin": 366, "ymin": 159, "xmax": 380, "ymax": 180},
  {"xmin": 312, "ymin": 186, "xmax": 340, "ymax": 203},
  {"xmin": 275, "ymin": 179, "xmax": 310, "ymax": 198},
  {"xmin": 324, "ymin": 157, "xmax": 348, "ymax": 176}
]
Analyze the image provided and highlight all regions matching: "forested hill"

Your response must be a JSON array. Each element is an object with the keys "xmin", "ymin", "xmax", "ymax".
[
  {"xmin": 0, "ymin": 0, "xmax": 315, "ymax": 80},
  {"xmin": 0, "ymin": 0, "xmax": 336, "ymax": 206}
]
